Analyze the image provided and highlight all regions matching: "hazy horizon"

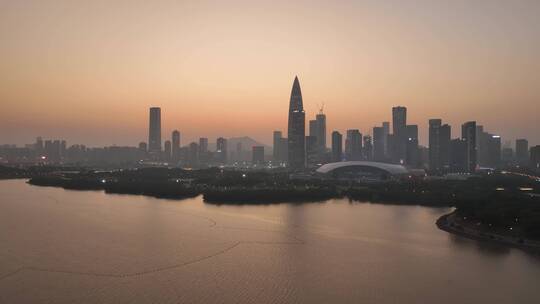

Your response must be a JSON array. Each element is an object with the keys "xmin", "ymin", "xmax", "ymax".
[{"xmin": 2, "ymin": 0, "xmax": 540, "ymax": 147}]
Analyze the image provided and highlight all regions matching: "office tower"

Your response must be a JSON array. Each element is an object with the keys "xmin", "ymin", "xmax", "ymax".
[
  {"xmin": 287, "ymin": 76, "xmax": 306, "ymax": 170},
  {"xmin": 164, "ymin": 140, "xmax": 172, "ymax": 161},
  {"xmin": 331, "ymin": 131, "xmax": 343, "ymax": 162},
  {"xmin": 35, "ymin": 137, "xmax": 43, "ymax": 153},
  {"xmin": 488, "ymin": 135, "xmax": 502, "ymax": 168},
  {"xmin": 188, "ymin": 142, "xmax": 199, "ymax": 167},
  {"xmin": 440, "ymin": 124, "xmax": 451, "ymax": 170},
  {"xmin": 406, "ymin": 125, "xmax": 419, "ymax": 167},
  {"xmin": 316, "ymin": 112, "xmax": 327, "ymax": 151},
  {"xmin": 461, "ymin": 121, "xmax": 477, "ymax": 172},
  {"xmin": 373, "ymin": 127, "xmax": 385, "ymax": 162},
  {"xmin": 516, "ymin": 139, "xmax": 529, "ymax": 165},
  {"xmin": 273, "ymin": 131, "xmax": 283, "ymax": 161},
  {"xmin": 429, "ymin": 119, "xmax": 442, "ymax": 171},
  {"xmin": 450, "ymin": 138, "xmax": 467, "ymax": 172},
  {"xmin": 309, "ymin": 120, "xmax": 318, "ymax": 138},
  {"xmin": 199, "ymin": 137, "xmax": 209, "ymax": 165},
  {"xmin": 148, "ymin": 107, "xmax": 161, "ymax": 152},
  {"xmin": 306, "ymin": 135, "xmax": 318, "ymax": 167},
  {"xmin": 252, "ymin": 146, "xmax": 265, "ymax": 164},
  {"xmin": 392, "ymin": 106, "xmax": 407, "ymax": 164},
  {"xmin": 172, "ymin": 130, "xmax": 180, "ymax": 162},
  {"xmin": 216, "ymin": 137, "xmax": 227, "ymax": 164},
  {"xmin": 382, "ymin": 121, "xmax": 390, "ymax": 156},
  {"xmin": 501, "ymin": 145, "xmax": 513, "ymax": 165},
  {"xmin": 531, "ymin": 145, "xmax": 540, "ymax": 171},
  {"xmin": 363, "ymin": 135, "xmax": 373, "ymax": 161},
  {"xmin": 345, "ymin": 129, "xmax": 362, "ymax": 161}
]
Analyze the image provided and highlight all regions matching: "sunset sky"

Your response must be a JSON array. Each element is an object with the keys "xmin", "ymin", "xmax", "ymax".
[{"xmin": 1, "ymin": 0, "xmax": 539, "ymax": 147}]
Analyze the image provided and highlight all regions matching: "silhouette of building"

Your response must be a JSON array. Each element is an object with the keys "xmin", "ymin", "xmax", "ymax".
[
  {"xmin": 331, "ymin": 131, "xmax": 343, "ymax": 162},
  {"xmin": 188, "ymin": 142, "xmax": 199, "ymax": 167},
  {"xmin": 273, "ymin": 131, "xmax": 283, "ymax": 161},
  {"xmin": 429, "ymin": 119, "xmax": 451, "ymax": 172},
  {"xmin": 461, "ymin": 121, "xmax": 477, "ymax": 172},
  {"xmin": 164, "ymin": 140, "xmax": 171, "ymax": 161},
  {"xmin": 516, "ymin": 139, "xmax": 529, "ymax": 166},
  {"xmin": 345, "ymin": 129, "xmax": 362, "ymax": 161},
  {"xmin": 363, "ymin": 135, "xmax": 373, "ymax": 161},
  {"xmin": 531, "ymin": 145, "xmax": 540, "ymax": 171},
  {"xmin": 450, "ymin": 138, "xmax": 467, "ymax": 172},
  {"xmin": 252, "ymin": 146, "xmax": 264, "ymax": 164},
  {"xmin": 392, "ymin": 106, "xmax": 407, "ymax": 164},
  {"xmin": 306, "ymin": 135, "xmax": 318, "ymax": 167},
  {"xmin": 148, "ymin": 107, "xmax": 161, "ymax": 153},
  {"xmin": 406, "ymin": 125, "xmax": 419, "ymax": 167},
  {"xmin": 287, "ymin": 76, "xmax": 306, "ymax": 170},
  {"xmin": 216, "ymin": 137, "xmax": 227, "ymax": 164},
  {"xmin": 373, "ymin": 126, "xmax": 385, "ymax": 162},
  {"xmin": 172, "ymin": 130, "xmax": 180, "ymax": 163}
]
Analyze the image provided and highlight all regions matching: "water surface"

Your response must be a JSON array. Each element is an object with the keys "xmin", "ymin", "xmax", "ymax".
[{"xmin": 1, "ymin": 180, "xmax": 539, "ymax": 303}]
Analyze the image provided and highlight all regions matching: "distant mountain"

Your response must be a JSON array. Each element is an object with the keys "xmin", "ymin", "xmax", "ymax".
[{"xmin": 208, "ymin": 136, "xmax": 272, "ymax": 155}]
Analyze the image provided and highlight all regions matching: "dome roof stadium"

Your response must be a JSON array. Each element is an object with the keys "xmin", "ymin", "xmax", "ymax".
[{"xmin": 316, "ymin": 161, "xmax": 409, "ymax": 176}]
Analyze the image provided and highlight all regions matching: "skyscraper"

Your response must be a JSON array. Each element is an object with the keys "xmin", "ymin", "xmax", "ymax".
[
  {"xmin": 252, "ymin": 146, "xmax": 265, "ymax": 165},
  {"xmin": 345, "ymin": 129, "xmax": 362, "ymax": 161},
  {"xmin": 429, "ymin": 119, "xmax": 442, "ymax": 171},
  {"xmin": 148, "ymin": 107, "xmax": 161, "ymax": 152},
  {"xmin": 287, "ymin": 76, "xmax": 306, "ymax": 170},
  {"xmin": 216, "ymin": 137, "xmax": 228, "ymax": 164},
  {"xmin": 516, "ymin": 139, "xmax": 529, "ymax": 165},
  {"xmin": 164, "ymin": 140, "xmax": 172, "ymax": 161},
  {"xmin": 461, "ymin": 121, "xmax": 477, "ymax": 173},
  {"xmin": 373, "ymin": 126, "xmax": 385, "ymax": 161},
  {"xmin": 273, "ymin": 131, "xmax": 283, "ymax": 161},
  {"xmin": 172, "ymin": 130, "xmax": 180, "ymax": 162},
  {"xmin": 316, "ymin": 112, "xmax": 327, "ymax": 151},
  {"xmin": 306, "ymin": 135, "xmax": 318, "ymax": 167},
  {"xmin": 406, "ymin": 125, "xmax": 419, "ymax": 167},
  {"xmin": 331, "ymin": 131, "xmax": 343, "ymax": 162},
  {"xmin": 363, "ymin": 135, "xmax": 373, "ymax": 161},
  {"xmin": 392, "ymin": 106, "xmax": 407, "ymax": 164}
]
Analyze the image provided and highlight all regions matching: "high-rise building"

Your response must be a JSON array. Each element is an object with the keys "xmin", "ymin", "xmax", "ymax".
[
  {"xmin": 306, "ymin": 135, "xmax": 318, "ymax": 167},
  {"xmin": 287, "ymin": 76, "xmax": 306, "ymax": 170},
  {"xmin": 440, "ymin": 124, "xmax": 451, "ymax": 170},
  {"xmin": 273, "ymin": 131, "xmax": 283, "ymax": 161},
  {"xmin": 172, "ymin": 130, "xmax": 180, "ymax": 162},
  {"xmin": 450, "ymin": 138, "xmax": 467, "ymax": 172},
  {"xmin": 382, "ymin": 121, "xmax": 390, "ymax": 156},
  {"xmin": 516, "ymin": 139, "xmax": 529, "ymax": 165},
  {"xmin": 199, "ymin": 137, "xmax": 209, "ymax": 165},
  {"xmin": 331, "ymin": 131, "xmax": 343, "ymax": 162},
  {"xmin": 373, "ymin": 126, "xmax": 385, "ymax": 162},
  {"xmin": 252, "ymin": 146, "xmax": 265, "ymax": 165},
  {"xmin": 345, "ymin": 129, "xmax": 362, "ymax": 161},
  {"xmin": 316, "ymin": 112, "xmax": 327, "ymax": 151},
  {"xmin": 392, "ymin": 106, "xmax": 407, "ymax": 164},
  {"xmin": 164, "ymin": 140, "xmax": 172, "ymax": 161},
  {"xmin": 148, "ymin": 107, "xmax": 161, "ymax": 152},
  {"xmin": 429, "ymin": 119, "xmax": 442, "ymax": 171},
  {"xmin": 309, "ymin": 120, "xmax": 318, "ymax": 138},
  {"xmin": 188, "ymin": 142, "xmax": 199, "ymax": 167},
  {"xmin": 216, "ymin": 137, "xmax": 228, "ymax": 164},
  {"xmin": 406, "ymin": 125, "xmax": 419, "ymax": 167},
  {"xmin": 531, "ymin": 145, "xmax": 540, "ymax": 171},
  {"xmin": 461, "ymin": 121, "xmax": 477, "ymax": 172},
  {"xmin": 363, "ymin": 135, "xmax": 373, "ymax": 161}
]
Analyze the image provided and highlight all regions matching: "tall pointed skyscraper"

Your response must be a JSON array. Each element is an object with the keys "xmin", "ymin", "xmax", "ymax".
[{"xmin": 287, "ymin": 76, "xmax": 306, "ymax": 170}]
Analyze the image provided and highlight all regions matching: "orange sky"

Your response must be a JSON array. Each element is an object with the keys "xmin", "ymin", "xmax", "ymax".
[{"xmin": 1, "ymin": 0, "xmax": 539, "ymax": 147}]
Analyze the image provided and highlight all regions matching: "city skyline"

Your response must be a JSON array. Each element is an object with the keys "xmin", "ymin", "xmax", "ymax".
[{"xmin": 2, "ymin": 1, "xmax": 540, "ymax": 147}]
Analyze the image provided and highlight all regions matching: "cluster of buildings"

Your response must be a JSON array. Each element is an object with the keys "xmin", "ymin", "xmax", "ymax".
[
  {"xmin": 279, "ymin": 76, "xmax": 540, "ymax": 175},
  {"xmin": 1, "ymin": 76, "xmax": 539, "ymax": 175}
]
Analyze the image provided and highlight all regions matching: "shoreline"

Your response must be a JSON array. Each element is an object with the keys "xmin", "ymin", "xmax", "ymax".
[{"xmin": 436, "ymin": 212, "xmax": 540, "ymax": 254}]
